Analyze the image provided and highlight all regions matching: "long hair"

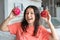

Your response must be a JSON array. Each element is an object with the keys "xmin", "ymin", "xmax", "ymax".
[{"xmin": 21, "ymin": 5, "xmax": 40, "ymax": 36}]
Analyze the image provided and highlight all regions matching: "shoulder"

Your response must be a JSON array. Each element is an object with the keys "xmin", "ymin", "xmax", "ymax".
[
  {"xmin": 39, "ymin": 25, "xmax": 51, "ymax": 40},
  {"xmin": 9, "ymin": 22, "xmax": 21, "ymax": 26},
  {"xmin": 39, "ymin": 25, "xmax": 45, "ymax": 30},
  {"xmin": 38, "ymin": 25, "xmax": 51, "ymax": 34},
  {"xmin": 8, "ymin": 22, "xmax": 22, "ymax": 29},
  {"xmin": 37, "ymin": 25, "xmax": 45, "ymax": 33}
]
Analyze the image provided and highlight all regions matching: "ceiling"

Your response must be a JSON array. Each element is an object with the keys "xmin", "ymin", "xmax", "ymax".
[{"xmin": 30, "ymin": 0, "xmax": 41, "ymax": 2}]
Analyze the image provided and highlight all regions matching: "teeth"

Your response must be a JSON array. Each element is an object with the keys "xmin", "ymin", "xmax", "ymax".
[{"xmin": 28, "ymin": 18, "xmax": 33, "ymax": 20}]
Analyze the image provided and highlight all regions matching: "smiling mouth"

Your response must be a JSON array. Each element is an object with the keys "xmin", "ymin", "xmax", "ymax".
[{"xmin": 28, "ymin": 18, "xmax": 33, "ymax": 20}]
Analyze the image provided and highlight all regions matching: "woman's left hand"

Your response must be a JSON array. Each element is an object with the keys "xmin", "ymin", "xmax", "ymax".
[{"xmin": 41, "ymin": 13, "xmax": 51, "ymax": 23}]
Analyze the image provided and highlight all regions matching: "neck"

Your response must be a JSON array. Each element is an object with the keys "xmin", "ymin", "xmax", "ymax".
[{"xmin": 28, "ymin": 23, "xmax": 34, "ymax": 27}]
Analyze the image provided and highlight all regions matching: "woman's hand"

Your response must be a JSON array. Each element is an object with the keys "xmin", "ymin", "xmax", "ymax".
[
  {"xmin": 8, "ymin": 9, "xmax": 16, "ymax": 20},
  {"xmin": 41, "ymin": 13, "xmax": 51, "ymax": 23}
]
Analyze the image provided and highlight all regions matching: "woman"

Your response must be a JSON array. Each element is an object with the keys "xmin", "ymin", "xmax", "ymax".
[{"xmin": 0, "ymin": 5, "xmax": 59, "ymax": 40}]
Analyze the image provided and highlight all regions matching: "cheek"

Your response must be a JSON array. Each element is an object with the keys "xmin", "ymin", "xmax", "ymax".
[
  {"xmin": 25, "ymin": 15, "xmax": 28, "ymax": 20},
  {"xmin": 33, "ymin": 15, "xmax": 35, "ymax": 21}
]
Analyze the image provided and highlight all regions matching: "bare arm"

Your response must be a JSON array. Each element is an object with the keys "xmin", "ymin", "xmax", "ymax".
[
  {"xmin": 0, "ymin": 17, "xmax": 11, "ymax": 31},
  {"xmin": 0, "ymin": 12, "xmax": 16, "ymax": 32},
  {"xmin": 42, "ymin": 13, "xmax": 59, "ymax": 40},
  {"xmin": 48, "ymin": 21, "xmax": 59, "ymax": 40}
]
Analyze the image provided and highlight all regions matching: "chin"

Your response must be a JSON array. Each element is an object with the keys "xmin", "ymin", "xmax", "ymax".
[
  {"xmin": 28, "ymin": 22, "xmax": 32, "ymax": 24},
  {"xmin": 28, "ymin": 22, "xmax": 33, "ymax": 24},
  {"xmin": 27, "ymin": 20, "xmax": 34, "ymax": 24}
]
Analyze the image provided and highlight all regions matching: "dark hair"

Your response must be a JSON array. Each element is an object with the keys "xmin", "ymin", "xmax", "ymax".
[
  {"xmin": 42, "ymin": 5, "xmax": 46, "ymax": 10},
  {"xmin": 21, "ymin": 5, "xmax": 40, "ymax": 36}
]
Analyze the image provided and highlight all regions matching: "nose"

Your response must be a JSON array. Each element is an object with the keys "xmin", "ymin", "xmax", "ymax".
[{"xmin": 28, "ymin": 13, "xmax": 31, "ymax": 17}]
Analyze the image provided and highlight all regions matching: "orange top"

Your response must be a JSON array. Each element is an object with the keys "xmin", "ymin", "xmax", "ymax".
[{"xmin": 8, "ymin": 22, "xmax": 51, "ymax": 40}]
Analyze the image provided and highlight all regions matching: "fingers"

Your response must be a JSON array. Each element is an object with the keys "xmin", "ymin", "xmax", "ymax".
[
  {"xmin": 9, "ymin": 11, "xmax": 16, "ymax": 19},
  {"xmin": 10, "ymin": 12, "xmax": 14, "ymax": 16},
  {"xmin": 48, "ymin": 13, "xmax": 51, "ymax": 20},
  {"xmin": 41, "ymin": 13, "xmax": 51, "ymax": 22},
  {"xmin": 11, "ymin": 12, "xmax": 15, "ymax": 16},
  {"xmin": 41, "ymin": 17, "xmax": 47, "ymax": 21}
]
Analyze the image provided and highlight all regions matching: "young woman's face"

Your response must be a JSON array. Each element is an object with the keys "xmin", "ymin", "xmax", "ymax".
[{"xmin": 25, "ymin": 8, "xmax": 35, "ymax": 25}]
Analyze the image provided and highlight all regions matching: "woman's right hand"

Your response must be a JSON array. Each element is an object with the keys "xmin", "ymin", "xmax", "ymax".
[
  {"xmin": 8, "ymin": 7, "xmax": 20, "ymax": 20},
  {"xmin": 8, "ymin": 10, "xmax": 16, "ymax": 20}
]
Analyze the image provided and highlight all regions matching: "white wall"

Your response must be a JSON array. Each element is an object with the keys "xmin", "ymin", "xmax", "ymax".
[
  {"xmin": 4, "ymin": 0, "xmax": 8, "ymax": 19},
  {"xmin": 4, "ymin": 0, "xmax": 14, "ymax": 19}
]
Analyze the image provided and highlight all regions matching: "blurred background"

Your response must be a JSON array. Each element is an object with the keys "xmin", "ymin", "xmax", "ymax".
[{"xmin": 0, "ymin": 0, "xmax": 60, "ymax": 40}]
